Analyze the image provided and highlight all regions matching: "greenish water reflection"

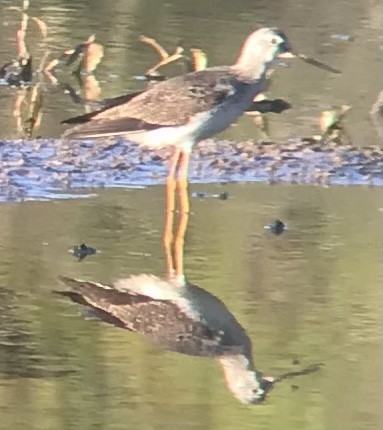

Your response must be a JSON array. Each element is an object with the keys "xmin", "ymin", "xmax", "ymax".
[
  {"xmin": 0, "ymin": 0, "xmax": 381, "ymax": 145},
  {"xmin": 0, "ymin": 184, "xmax": 381, "ymax": 430}
]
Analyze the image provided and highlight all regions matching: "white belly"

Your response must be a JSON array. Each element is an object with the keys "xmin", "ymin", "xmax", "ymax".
[{"xmin": 126, "ymin": 81, "xmax": 262, "ymax": 152}]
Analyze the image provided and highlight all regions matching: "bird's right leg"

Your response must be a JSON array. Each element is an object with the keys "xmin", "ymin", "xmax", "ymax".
[
  {"xmin": 166, "ymin": 147, "xmax": 181, "ymax": 213},
  {"xmin": 163, "ymin": 200, "xmax": 189, "ymax": 280},
  {"xmin": 163, "ymin": 147, "xmax": 181, "ymax": 276}
]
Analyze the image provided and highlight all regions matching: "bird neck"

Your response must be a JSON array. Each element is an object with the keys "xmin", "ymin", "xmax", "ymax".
[
  {"xmin": 218, "ymin": 354, "xmax": 264, "ymax": 404},
  {"xmin": 233, "ymin": 41, "xmax": 278, "ymax": 82}
]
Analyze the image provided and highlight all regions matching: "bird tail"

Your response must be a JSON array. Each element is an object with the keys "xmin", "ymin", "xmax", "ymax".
[
  {"xmin": 55, "ymin": 275, "xmax": 123, "ymax": 303},
  {"xmin": 54, "ymin": 276, "xmax": 132, "ymax": 329},
  {"xmin": 61, "ymin": 116, "xmax": 164, "ymax": 141},
  {"xmin": 60, "ymin": 90, "xmax": 151, "ymax": 140},
  {"xmin": 60, "ymin": 120, "xmax": 123, "ymax": 140}
]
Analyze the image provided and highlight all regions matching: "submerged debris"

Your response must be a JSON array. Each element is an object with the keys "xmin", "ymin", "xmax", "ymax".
[
  {"xmin": 264, "ymin": 219, "xmax": 287, "ymax": 235},
  {"xmin": 192, "ymin": 191, "xmax": 229, "ymax": 200},
  {"xmin": 331, "ymin": 34, "xmax": 354, "ymax": 42},
  {"xmin": 45, "ymin": 34, "xmax": 104, "ymax": 80},
  {"xmin": 0, "ymin": 0, "xmax": 47, "ymax": 87},
  {"xmin": 140, "ymin": 35, "xmax": 186, "ymax": 77},
  {"xmin": 319, "ymin": 104, "xmax": 352, "ymax": 142},
  {"xmin": 0, "ymin": 56, "xmax": 32, "ymax": 87},
  {"xmin": 189, "ymin": 47, "xmax": 208, "ymax": 72},
  {"xmin": 137, "ymin": 34, "xmax": 208, "ymax": 80},
  {"xmin": 1, "ymin": 2, "xmax": 104, "ymax": 139},
  {"xmin": 69, "ymin": 243, "xmax": 97, "ymax": 261}
]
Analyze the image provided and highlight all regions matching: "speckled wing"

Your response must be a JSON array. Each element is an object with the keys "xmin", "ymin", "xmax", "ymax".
[
  {"xmin": 62, "ymin": 91, "xmax": 143, "ymax": 125},
  {"xmin": 61, "ymin": 67, "xmax": 239, "ymax": 139},
  {"xmin": 55, "ymin": 276, "xmax": 222, "ymax": 356},
  {"xmin": 104, "ymin": 67, "xmax": 237, "ymax": 125}
]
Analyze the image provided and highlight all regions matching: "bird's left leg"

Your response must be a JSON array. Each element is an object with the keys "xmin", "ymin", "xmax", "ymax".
[{"xmin": 173, "ymin": 209, "xmax": 188, "ymax": 278}]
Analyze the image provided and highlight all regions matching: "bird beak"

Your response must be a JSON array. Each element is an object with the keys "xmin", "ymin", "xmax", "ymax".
[
  {"xmin": 278, "ymin": 51, "xmax": 296, "ymax": 59},
  {"xmin": 260, "ymin": 375, "xmax": 276, "ymax": 394},
  {"xmin": 263, "ymin": 375, "xmax": 276, "ymax": 383},
  {"xmin": 277, "ymin": 40, "xmax": 296, "ymax": 59}
]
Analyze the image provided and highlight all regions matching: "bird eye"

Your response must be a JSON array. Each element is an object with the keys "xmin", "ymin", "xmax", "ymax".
[{"xmin": 271, "ymin": 37, "xmax": 278, "ymax": 45}]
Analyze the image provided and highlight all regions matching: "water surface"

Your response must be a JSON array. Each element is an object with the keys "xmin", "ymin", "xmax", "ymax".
[
  {"xmin": 0, "ymin": 0, "xmax": 381, "ymax": 145},
  {"xmin": 0, "ymin": 184, "xmax": 381, "ymax": 430},
  {"xmin": 0, "ymin": 2, "xmax": 381, "ymax": 428}
]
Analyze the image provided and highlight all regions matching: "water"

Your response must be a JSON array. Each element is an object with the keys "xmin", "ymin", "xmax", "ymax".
[
  {"xmin": 0, "ymin": 184, "xmax": 381, "ymax": 429},
  {"xmin": 0, "ymin": 0, "xmax": 381, "ymax": 145},
  {"xmin": 0, "ymin": 1, "xmax": 382, "ymax": 428}
]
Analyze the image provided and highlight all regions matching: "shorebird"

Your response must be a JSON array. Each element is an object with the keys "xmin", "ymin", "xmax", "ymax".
[
  {"xmin": 55, "ymin": 199, "xmax": 277, "ymax": 405},
  {"xmin": 62, "ymin": 27, "xmax": 295, "ymax": 213},
  {"xmin": 56, "ymin": 273, "xmax": 276, "ymax": 404},
  {"xmin": 55, "ymin": 196, "xmax": 323, "ymax": 404}
]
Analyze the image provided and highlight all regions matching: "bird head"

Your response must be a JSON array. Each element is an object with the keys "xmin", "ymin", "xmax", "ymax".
[
  {"xmin": 235, "ymin": 27, "xmax": 295, "ymax": 79},
  {"xmin": 246, "ymin": 374, "xmax": 275, "ymax": 404}
]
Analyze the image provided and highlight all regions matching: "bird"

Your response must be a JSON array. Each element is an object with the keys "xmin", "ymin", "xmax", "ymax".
[
  {"xmin": 55, "ymin": 200, "xmax": 276, "ymax": 405},
  {"xmin": 55, "ymin": 274, "xmax": 275, "ymax": 405},
  {"xmin": 61, "ymin": 27, "xmax": 295, "ymax": 213},
  {"xmin": 55, "ymin": 196, "xmax": 322, "ymax": 404}
]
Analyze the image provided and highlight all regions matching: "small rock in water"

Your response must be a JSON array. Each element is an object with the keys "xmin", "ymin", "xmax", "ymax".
[
  {"xmin": 331, "ymin": 34, "xmax": 354, "ymax": 42},
  {"xmin": 264, "ymin": 219, "xmax": 287, "ymax": 235},
  {"xmin": 192, "ymin": 191, "xmax": 208, "ymax": 199},
  {"xmin": 133, "ymin": 73, "xmax": 166, "ymax": 82},
  {"xmin": 191, "ymin": 191, "xmax": 229, "ymax": 200},
  {"xmin": 69, "ymin": 243, "xmax": 97, "ymax": 261}
]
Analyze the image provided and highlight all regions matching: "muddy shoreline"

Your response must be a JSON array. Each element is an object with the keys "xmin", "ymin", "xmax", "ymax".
[{"xmin": 0, "ymin": 137, "xmax": 382, "ymax": 202}]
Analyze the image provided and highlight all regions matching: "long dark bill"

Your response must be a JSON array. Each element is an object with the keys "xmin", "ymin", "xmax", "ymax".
[{"xmin": 298, "ymin": 54, "xmax": 341, "ymax": 74}]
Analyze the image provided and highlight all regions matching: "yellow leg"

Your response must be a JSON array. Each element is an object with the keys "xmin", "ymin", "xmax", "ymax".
[
  {"xmin": 176, "ymin": 151, "xmax": 190, "ymax": 214},
  {"xmin": 165, "ymin": 148, "xmax": 181, "ymax": 213},
  {"xmin": 163, "ymin": 208, "xmax": 175, "ymax": 279},
  {"xmin": 163, "ymin": 148, "xmax": 181, "ymax": 278},
  {"xmin": 163, "ymin": 148, "xmax": 191, "ymax": 280},
  {"xmin": 173, "ymin": 210, "xmax": 189, "ymax": 277}
]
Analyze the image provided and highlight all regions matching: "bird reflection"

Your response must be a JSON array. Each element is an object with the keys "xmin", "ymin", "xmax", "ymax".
[{"xmin": 56, "ymin": 187, "xmax": 321, "ymax": 404}]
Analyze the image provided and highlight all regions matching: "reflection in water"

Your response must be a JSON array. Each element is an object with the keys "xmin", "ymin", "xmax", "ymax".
[
  {"xmin": 56, "ymin": 188, "xmax": 321, "ymax": 405},
  {"xmin": 0, "ymin": 287, "xmax": 72, "ymax": 379},
  {"xmin": 0, "ymin": 2, "xmax": 104, "ymax": 138}
]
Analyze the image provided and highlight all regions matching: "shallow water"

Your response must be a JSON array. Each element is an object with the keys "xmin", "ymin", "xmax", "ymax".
[
  {"xmin": 0, "ymin": 0, "xmax": 382, "ymax": 145},
  {"xmin": 0, "ymin": 184, "xmax": 381, "ymax": 430},
  {"xmin": 0, "ymin": 2, "xmax": 382, "ymax": 429}
]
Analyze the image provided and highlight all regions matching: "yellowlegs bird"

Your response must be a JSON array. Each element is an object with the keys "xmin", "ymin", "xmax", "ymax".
[
  {"xmin": 56, "ymin": 200, "xmax": 277, "ymax": 404},
  {"xmin": 62, "ymin": 27, "xmax": 294, "ymax": 213},
  {"xmin": 56, "ymin": 272, "xmax": 277, "ymax": 404},
  {"xmin": 56, "ymin": 198, "xmax": 323, "ymax": 403}
]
